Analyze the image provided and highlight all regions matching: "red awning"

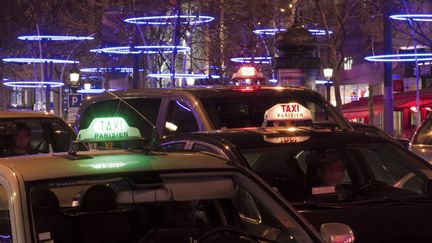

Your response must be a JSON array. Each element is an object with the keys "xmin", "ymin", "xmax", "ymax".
[{"xmin": 342, "ymin": 89, "xmax": 432, "ymax": 118}]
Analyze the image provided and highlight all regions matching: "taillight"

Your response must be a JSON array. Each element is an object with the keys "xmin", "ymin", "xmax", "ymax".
[{"xmin": 232, "ymin": 86, "xmax": 261, "ymax": 92}]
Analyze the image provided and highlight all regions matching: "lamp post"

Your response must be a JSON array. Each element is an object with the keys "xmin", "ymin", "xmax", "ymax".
[
  {"xmin": 69, "ymin": 64, "xmax": 80, "ymax": 93},
  {"xmin": 323, "ymin": 68, "xmax": 333, "ymax": 102}
]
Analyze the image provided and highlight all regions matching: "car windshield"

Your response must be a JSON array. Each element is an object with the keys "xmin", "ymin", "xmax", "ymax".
[
  {"xmin": 0, "ymin": 118, "xmax": 75, "ymax": 157},
  {"xmin": 200, "ymin": 91, "xmax": 347, "ymax": 130},
  {"xmin": 28, "ymin": 171, "xmax": 313, "ymax": 243},
  {"xmin": 240, "ymin": 142, "xmax": 432, "ymax": 204},
  {"xmin": 413, "ymin": 118, "xmax": 432, "ymax": 145}
]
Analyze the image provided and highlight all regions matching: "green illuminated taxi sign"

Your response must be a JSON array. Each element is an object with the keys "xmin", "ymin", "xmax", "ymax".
[{"xmin": 77, "ymin": 117, "xmax": 141, "ymax": 143}]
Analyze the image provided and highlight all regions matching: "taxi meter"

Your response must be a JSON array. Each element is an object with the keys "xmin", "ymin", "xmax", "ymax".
[
  {"xmin": 77, "ymin": 117, "xmax": 141, "ymax": 143},
  {"xmin": 262, "ymin": 103, "xmax": 312, "ymax": 127}
]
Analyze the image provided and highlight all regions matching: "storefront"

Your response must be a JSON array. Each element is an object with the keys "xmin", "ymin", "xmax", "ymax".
[{"xmin": 342, "ymin": 89, "xmax": 432, "ymax": 138}]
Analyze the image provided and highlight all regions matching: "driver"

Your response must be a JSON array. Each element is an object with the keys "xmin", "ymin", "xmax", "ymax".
[
  {"xmin": 10, "ymin": 123, "xmax": 32, "ymax": 156},
  {"xmin": 316, "ymin": 152, "xmax": 346, "ymax": 186}
]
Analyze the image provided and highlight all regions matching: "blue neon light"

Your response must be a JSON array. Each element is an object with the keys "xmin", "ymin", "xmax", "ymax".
[
  {"xmin": 253, "ymin": 28, "xmax": 286, "ymax": 35},
  {"xmin": 316, "ymin": 80, "xmax": 333, "ymax": 85},
  {"xmin": 365, "ymin": 53, "xmax": 432, "ymax": 62},
  {"xmin": 90, "ymin": 45, "xmax": 190, "ymax": 55},
  {"xmin": 77, "ymin": 89, "xmax": 117, "ymax": 94},
  {"xmin": 176, "ymin": 100, "xmax": 192, "ymax": 112},
  {"xmin": 390, "ymin": 14, "xmax": 432, "ymax": 22},
  {"xmin": 230, "ymin": 57, "xmax": 272, "ymax": 64},
  {"xmin": 80, "ymin": 67, "xmax": 143, "ymax": 73},
  {"xmin": 147, "ymin": 73, "xmax": 220, "ymax": 79},
  {"xmin": 307, "ymin": 29, "xmax": 333, "ymax": 35},
  {"xmin": 18, "ymin": 35, "xmax": 94, "ymax": 41},
  {"xmin": 253, "ymin": 28, "xmax": 333, "ymax": 36},
  {"xmin": 124, "ymin": 15, "xmax": 215, "ymax": 25},
  {"xmin": 2, "ymin": 58, "xmax": 78, "ymax": 64},
  {"xmin": 2, "ymin": 80, "xmax": 64, "ymax": 88},
  {"xmin": 268, "ymin": 79, "xmax": 278, "ymax": 83}
]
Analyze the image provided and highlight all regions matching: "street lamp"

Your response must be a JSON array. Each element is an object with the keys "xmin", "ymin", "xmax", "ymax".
[
  {"xmin": 69, "ymin": 64, "xmax": 80, "ymax": 93},
  {"xmin": 323, "ymin": 68, "xmax": 333, "ymax": 102}
]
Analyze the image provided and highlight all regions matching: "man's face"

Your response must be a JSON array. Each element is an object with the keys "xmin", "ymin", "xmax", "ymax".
[
  {"xmin": 15, "ymin": 130, "xmax": 30, "ymax": 150},
  {"xmin": 321, "ymin": 160, "xmax": 345, "ymax": 186}
]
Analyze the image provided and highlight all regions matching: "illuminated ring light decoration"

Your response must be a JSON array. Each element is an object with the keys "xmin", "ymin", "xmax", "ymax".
[
  {"xmin": 3, "ymin": 81, "xmax": 64, "ymax": 88},
  {"xmin": 80, "ymin": 67, "xmax": 143, "ymax": 73},
  {"xmin": 316, "ymin": 80, "xmax": 333, "ymax": 85},
  {"xmin": 147, "ymin": 73, "xmax": 220, "ymax": 79},
  {"xmin": 2, "ymin": 58, "xmax": 79, "ymax": 64},
  {"xmin": 230, "ymin": 57, "xmax": 272, "ymax": 64},
  {"xmin": 365, "ymin": 53, "xmax": 432, "ymax": 62},
  {"xmin": 253, "ymin": 28, "xmax": 333, "ymax": 36},
  {"xmin": 124, "ymin": 15, "xmax": 215, "ymax": 25},
  {"xmin": 77, "ymin": 89, "xmax": 117, "ymax": 94},
  {"xmin": 89, "ymin": 45, "xmax": 190, "ymax": 55},
  {"xmin": 308, "ymin": 29, "xmax": 334, "ymax": 36},
  {"xmin": 390, "ymin": 14, "xmax": 432, "ymax": 22},
  {"xmin": 17, "ymin": 35, "xmax": 94, "ymax": 41},
  {"xmin": 252, "ymin": 28, "xmax": 286, "ymax": 35}
]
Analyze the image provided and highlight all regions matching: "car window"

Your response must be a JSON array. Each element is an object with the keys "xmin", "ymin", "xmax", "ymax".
[
  {"xmin": 201, "ymin": 93, "xmax": 342, "ymax": 129},
  {"xmin": 413, "ymin": 118, "xmax": 432, "ymax": 145},
  {"xmin": 0, "ymin": 119, "xmax": 49, "ymax": 156},
  {"xmin": 0, "ymin": 184, "xmax": 12, "ymax": 242},
  {"xmin": 160, "ymin": 142, "xmax": 187, "ymax": 150},
  {"xmin": 351, "ymin": 146, "xmax": 425, "ymax": 193},
  {"xmin": 49, "ymin": 121, "xmax": 75, "ymax": 152},
  {"xmin": 29, "ymin": 173, "xmax": 313, "ymax": 243},
  {"xmin": 164, "ymin": 100, "xmax": 199, "ymax": 135},
  {"xmin": 240, "ymin": 143, "xmax": 431, "ymax": 203}
]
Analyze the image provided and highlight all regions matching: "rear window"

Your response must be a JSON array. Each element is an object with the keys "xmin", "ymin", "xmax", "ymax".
[{"xmin": 200, "ymin": 91, "xmax": 346, "ymax": 129}]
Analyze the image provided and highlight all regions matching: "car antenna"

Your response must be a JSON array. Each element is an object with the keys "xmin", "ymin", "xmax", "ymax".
[{"xmin": 105, "ymin": 90, "xmax": 160, "ymax": 149}]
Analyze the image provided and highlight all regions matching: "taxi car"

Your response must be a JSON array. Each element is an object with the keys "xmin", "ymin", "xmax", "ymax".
[
  {"xmin": 411, "ymin": 113, "xmax": 432, "ymax": 162},
  {"xmin": 0, "ymin": 116, "xmax": 354, "ymax": 243},
  {"xmin": 160, "ymin": 102, "xmax": 432, "ymax": 243},
  {"xmin": 0, "ymin": 112, "xmax": 76, "ymax": 157},
  {"xmin": 74, "ymin": 86, "xmax": 352, "ymax": 139}
]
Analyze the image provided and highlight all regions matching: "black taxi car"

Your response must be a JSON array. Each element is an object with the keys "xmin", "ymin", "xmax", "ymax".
[
  {"xmin": 160, "ymin": 102, "xmax": 432, "ymax": 243},
  {"xmin": 75, "ymin": 86, "xmax": 351, "ymax": 140}
]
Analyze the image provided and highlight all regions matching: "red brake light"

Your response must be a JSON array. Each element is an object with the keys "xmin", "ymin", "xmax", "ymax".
[{"xmin": 232, "ymin": 86, "xmax": 261, "ymax": 92}]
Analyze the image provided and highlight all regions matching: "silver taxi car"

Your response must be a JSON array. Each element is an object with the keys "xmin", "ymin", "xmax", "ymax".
[{"xmin": 0, "ymin": 116, "xmax": 353, "ymax": 243}]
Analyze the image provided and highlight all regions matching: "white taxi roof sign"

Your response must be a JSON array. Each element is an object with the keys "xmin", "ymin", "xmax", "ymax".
[
  {"xmin": 264, "ymin": 103, "xmax": 312, "ymax": 122},
  {"xmin": 77, "ymin": 117, "xmax": 141, "ymax": 143}
]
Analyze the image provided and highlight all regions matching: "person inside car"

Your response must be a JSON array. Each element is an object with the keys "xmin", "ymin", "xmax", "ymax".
[
  {"xmin": 316, "ymin": 152, "xmax": 346, "ymax": 187},
  {"xmin": 10, "ymin": 123, "xmax": 32, "ymax": 156}
]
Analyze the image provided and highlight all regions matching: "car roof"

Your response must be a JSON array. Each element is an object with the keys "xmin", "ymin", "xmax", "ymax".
[
  {"xmin": 80, "ymin": 86, "xmax": 321, "ymax": 106},
  {"xmin": 0, "ymin": 150, "xmax": 230, "ymax": 181},
  {"xmin": 164, "ymin": 128, "xmax": 387, "ymax": 149},
  {"xmin": 0, "ymin": 112, "xmax": 60, "ymax": 119}
]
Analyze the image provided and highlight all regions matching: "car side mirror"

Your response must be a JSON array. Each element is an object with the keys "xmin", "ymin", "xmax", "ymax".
[
  {"xmin": 397, "ymin": 138, "xmax": 410, "ymax": 149},
  {"xmin": 320, "ymin": 223, "xmax": 355, "ymax": 243}
]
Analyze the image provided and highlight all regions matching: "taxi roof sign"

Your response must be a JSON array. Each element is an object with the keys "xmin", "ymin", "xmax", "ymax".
[
  {"xmin": 264, "ymin": 103, "xmax": 312, "ymax": 122},
  {"xmin": 77, "ymin": 117, "xmax": 141, "ymax": 143}
]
